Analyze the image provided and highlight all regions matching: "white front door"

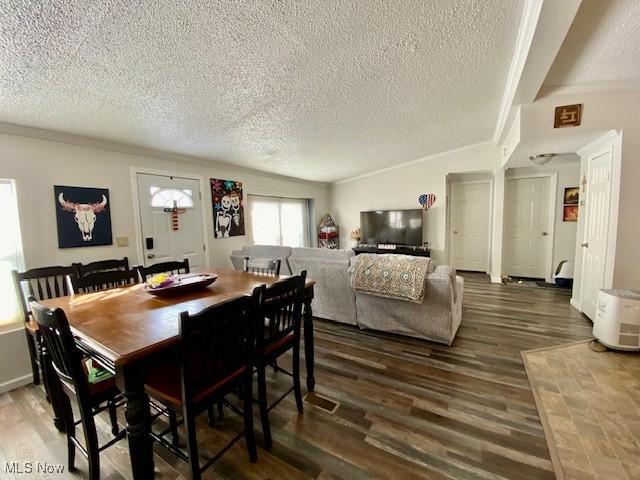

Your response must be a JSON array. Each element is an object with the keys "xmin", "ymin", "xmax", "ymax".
[
  {"xmin": 504, "ymin": 177, "xmax": 551, "ymax": 279},
  {"xmin": 580, "ymin": 150, "xmax": 613, "ymax": 319},
  {"xmin": 136, "ymin": 173, "xmax": 206, "ymax": 268},
  {"xmin": 450, "ymin": 182, "xmax": 491, "ymax": 271}
]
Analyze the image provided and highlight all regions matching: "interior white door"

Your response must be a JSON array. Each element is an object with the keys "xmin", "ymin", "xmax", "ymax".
[
  {"xmin": 450, "ymin": 182, "xmax": 491, "ymax": 271},
  {"xmin": 504, "ymin": 177, "xmax": 551, "ymax": 279},
  {"xmin": 136, "ymin": 173, "xmax": 206, "ymax": 268},
  {"xmin": 580, "ymin": 150, "xmax": 612, "ymax": 319}
]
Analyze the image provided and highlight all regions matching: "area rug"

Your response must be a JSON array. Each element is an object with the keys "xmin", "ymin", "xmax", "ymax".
[{"xmin": 522, "ymin": 341, "xmax": 640, "ymax": 480}]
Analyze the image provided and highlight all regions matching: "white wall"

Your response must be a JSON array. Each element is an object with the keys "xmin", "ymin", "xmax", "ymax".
[
  {"xmin": 0, "ymin": 327, "xmax": 32, "ymax": 394},
  {"xmin": 505, "ymin": 162, "xmax": 580, "ymax": 276},
  {"xmin": 521, "ymin": 90, "xmax": 640, "ymax": 290},
  {"xmin": 0, "ymin": 131, "xmax": 330, "ymax": 270},
  {"xmin": 330, "ymin": 142, "xmax": 501, "ymax": 265}
]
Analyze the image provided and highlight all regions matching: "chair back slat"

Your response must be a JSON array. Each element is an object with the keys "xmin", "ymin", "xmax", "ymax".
[
  {"xmin": 70, "ymin": 269, "xmax": 139, "ymax": 294},
  {"xmin": 12, "ymin": 266, "xmax": 74, "ymax": 322},
  {"xmin": 74, "ymin": 257, "xmax": 129, "ymax": 278},
  {"xmin": 259, "ymin": 272, "xmax": 306, "ymax": 350},
  {"xmin": 29, "ymin": 300, "xmax": 89, "ymax": 397},
  {"xmin": 243, "ymin": 257, "xmax": 281, "ymax": 276},
  {"xmin": 137, "ymin": 259, "xmax": 190, "ymax": 281},
  {"xmin": 179, "ymin": 287, "xmax": 261, "ymax": 407}
]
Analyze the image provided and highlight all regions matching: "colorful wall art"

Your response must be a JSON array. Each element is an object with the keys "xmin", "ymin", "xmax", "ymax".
[
  {"xmin": 563, "ymin": 187, "xmax": 579, "ymax": 222},
  {"xmin": 211, "ymin": 178, "xmax": 245, "ymax": 238},
  {"xmin": 54, "ymin": 185, "xmax": 112, "ymax": 248}
]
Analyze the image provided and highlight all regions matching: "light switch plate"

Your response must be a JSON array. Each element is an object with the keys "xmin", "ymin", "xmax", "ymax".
[{"xmin": 116, "ymin": 236, "xmax": 129, "ymax": 247}]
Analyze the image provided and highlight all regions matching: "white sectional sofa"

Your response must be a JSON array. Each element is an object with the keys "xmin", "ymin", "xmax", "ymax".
[{"xmin": 230, "ymin": 245, "xmax": 463, "ymax": 345}]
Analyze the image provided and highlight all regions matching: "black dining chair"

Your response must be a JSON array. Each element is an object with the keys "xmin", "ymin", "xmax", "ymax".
[
  {"xmin": 137, "ymin": 259, "xmax": 190, "ymax": 281},
  {"xmin": 144, "ymin": 288, "xmax": 261, "ymax": 480},
  {"xmin": 12, "ymin": 266, "xmax": 75, "ymax": 407},
  {"xmin": 255, "ymin": 271, "xmax": 307, "ymax": 450},
  {"xmin": 243, "ymin": 256, "xmax": 281, "ymax": 276},
  {"xmin": 29, "ymin": 299, "xmax": 126, "ymax": 480},
  {"xmin": 69, "ymin": 269, "xmax": 139, "ymax": 294},
  {"xmin": 73, "ymin": 257, "xmax": 129, "ymax": 278}
]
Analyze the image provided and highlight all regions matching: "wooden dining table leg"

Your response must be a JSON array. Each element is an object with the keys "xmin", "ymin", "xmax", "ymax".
[
  {"xmin": 303, "ymin": 286, "xmax": 315, "ymax": 392},
  {"xmin": 116, "ymin": 362, "xmax": 154, "ymax": 479}
]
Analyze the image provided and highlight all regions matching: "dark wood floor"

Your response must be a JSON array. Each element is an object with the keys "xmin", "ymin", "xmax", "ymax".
[{"xmin": 0, "ymin": 273, "xmax": 593, "ymax": 479}]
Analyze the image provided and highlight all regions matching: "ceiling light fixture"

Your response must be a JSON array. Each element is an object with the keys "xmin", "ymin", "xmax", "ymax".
[{"xmin": 529, "ymin": 153, "xmax": 556, "ymax": 166}]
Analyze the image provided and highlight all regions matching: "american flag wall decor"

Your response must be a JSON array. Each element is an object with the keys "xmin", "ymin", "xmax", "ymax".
[{"xmin": 418, "ymin": 193, "xmax": 436, "ymax": 211}]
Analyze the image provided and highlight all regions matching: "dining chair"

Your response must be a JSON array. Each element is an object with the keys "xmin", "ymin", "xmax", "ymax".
[
  {"xmin": 69, "ymin": 269, "xmax": 139, "ymax": 294},
  {"xmin": 255, "ymin": 271, "xmax": 307, "ymax": 450},
  {"xmin": 243, "ymin": 256, "xmax": 281, "ymax": 276},
  {"xmin": 11, "ymin": 266, "xmax": 75, "ymax": 399},
  {"xmin": 137, "ymin": 258, "xmax": 190, "ymax": 281},
  {"xmin": 145, "ymin": 288, "xmax": 261, "ymax": 480},
  {"xmin": 73, "ymin": 257, "xmax": 129, "ymax": 278},
  {"xmin": 29, "ymin": 299, "xmax": 126, "ymax": 480}
]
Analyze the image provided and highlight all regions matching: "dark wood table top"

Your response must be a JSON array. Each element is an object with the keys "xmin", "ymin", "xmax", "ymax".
[{"xmin": 40, "ymin": 269, "xmax": 313, "ymax": 367}]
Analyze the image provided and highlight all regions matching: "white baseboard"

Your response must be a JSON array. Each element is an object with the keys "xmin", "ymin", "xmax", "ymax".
[
  {"xmin": 570, "ymin": 298, "xmax": 581, "ymax": 312},
  {"xmin": 0, "ymin": 373, "xmax": 33, "ymax": 395},
  {"xmin": 490, "ymin": 275, "xmax": 503, "ymax": 284}
]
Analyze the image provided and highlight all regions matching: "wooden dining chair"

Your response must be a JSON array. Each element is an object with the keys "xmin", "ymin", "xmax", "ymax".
[
  {"xmin": 69, "ymin": 269, "xmax": 139, "ymax": 294},
  {"xmin": 73, "ymin": 257, "xmax": 129, "ymax": 278},
  {"xmin": 243, "ymin": 256, "xmax": 281, "ymax": 276},
  {"xmin": 12, "ymin": 266, "xmax": 75, "ymax": 396},
  {"xmin": 137, "ymin": 259, "xmax": 190, "ymax": 281},
  {"xmin": 255, "ymin": 271, "xmax": 307, "ymax": 450},
  {"xmin": 145, "ymin": 288, "xmax": 261, "ymax": 480},
  {"xmin": 29, "ymin": 299, "xmax": 126, "ymax": 480}
]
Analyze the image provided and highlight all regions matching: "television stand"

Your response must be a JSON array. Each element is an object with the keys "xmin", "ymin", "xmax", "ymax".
[{"xmin": 352, "ymin": 245, "xmax": 431, "ymax": 257}]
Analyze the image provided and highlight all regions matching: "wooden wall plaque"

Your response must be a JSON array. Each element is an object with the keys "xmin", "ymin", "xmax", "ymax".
[{"xmin": 554, "ymin": 104, "xmax": 582, "ymax": 128}]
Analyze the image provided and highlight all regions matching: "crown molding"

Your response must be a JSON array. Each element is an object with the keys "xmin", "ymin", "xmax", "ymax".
[
  {"xmin": 492, "ymin": 0, "xmax": 544, "ymax": 144},
  {"xmin": 0, "ymin": 122, "xmax": 329, "ymax": 187},
  {"xmin": 332, "ymin": 140, "xmax": 496, "ymax": 185}
]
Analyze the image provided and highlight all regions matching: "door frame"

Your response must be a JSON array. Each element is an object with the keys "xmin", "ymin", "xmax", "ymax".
[
  {"xmin": 448, "ymin": 179, "xmax": 494, "ymax": 274},
  {"xmin": 130, "ymin": 166, "xmax": 211, "ymax": 268},
  {"xmin": 504, "ymin": 172, "xmax": 558, "ymax": 282},
  {"xmin": 571, "ymin": 130, "xmax": 622, "ymax": 313}
]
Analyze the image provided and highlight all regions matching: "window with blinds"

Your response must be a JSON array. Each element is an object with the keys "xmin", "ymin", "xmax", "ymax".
[
  {"xmin": 0, "ymin": 179, "xmax": 24, "ymax": 330},
  {"xmin": 249, "ymin": 195, "xmax": 310, "ymax": 247}
]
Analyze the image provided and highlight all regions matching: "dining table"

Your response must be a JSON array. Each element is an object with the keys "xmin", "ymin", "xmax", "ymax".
[{"xmin": 39, "ymin": 268, "xmax": 316, "ymax": 479}]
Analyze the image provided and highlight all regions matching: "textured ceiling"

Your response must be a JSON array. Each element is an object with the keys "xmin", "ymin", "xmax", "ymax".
[
  {"xmin": 544, "ymin": 0, "xmax": 640, "ymax": 89},
  {"xmin": 0, "ymin": 1, "xmax": 523, "ymax": 182}
]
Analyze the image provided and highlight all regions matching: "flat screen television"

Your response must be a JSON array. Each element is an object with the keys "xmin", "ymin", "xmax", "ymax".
[{"xmin": 360, "ymin": 209, "xmax": 423, "ymax": 246}]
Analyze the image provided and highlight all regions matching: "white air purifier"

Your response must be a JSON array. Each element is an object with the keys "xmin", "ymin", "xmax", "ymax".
[{"xmin": 593, "ymin": 289, "xmax": 640, "ymax": 351}]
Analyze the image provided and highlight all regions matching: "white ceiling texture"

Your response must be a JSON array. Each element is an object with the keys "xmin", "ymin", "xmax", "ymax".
[
  {"xmin": 544, "ymin": 0, "xmax": 640, "ymax": 89},
  {"xmin": 0, "ymin": 1, "xmax": 524, "ymax": 182}
]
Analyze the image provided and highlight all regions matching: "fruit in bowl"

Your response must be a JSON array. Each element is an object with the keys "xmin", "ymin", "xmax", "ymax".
[{"xmin": 146, "ymin": 273, "xmax": 177, "ymax": 289}]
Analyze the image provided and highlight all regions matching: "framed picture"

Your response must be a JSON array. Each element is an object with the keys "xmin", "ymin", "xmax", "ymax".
[
  {"xmin": 554, "ymin": 104, "xmax": 582, "ymax": 128},
  {"xmin": 54, "ymin": 185, "xmax": 112, "ymax": 248},
  {"xmin": 563, "ymin": 205, "xmax": 578, "ymax": 222},
  {"xmin": 564, "ymin": 187, "xmax": 579, "ymax": 205},
  {"xmin": 210, "ymin": 178, "xmax": 245, "ymax": 238}
]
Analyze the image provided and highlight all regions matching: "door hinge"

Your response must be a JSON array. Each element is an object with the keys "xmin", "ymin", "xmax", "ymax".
[{"xmin": 203, "ymin": 244, "xmax": 206, "ymax": 251}]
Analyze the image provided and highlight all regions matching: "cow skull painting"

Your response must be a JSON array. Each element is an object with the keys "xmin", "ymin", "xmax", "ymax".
[
  {"xmin": 58, "ymin": 193, "xmax": 107, "ymax": 241},
  {"xmin": 54, "ymin": 186, "xmax": 113, "ymax": 248}
]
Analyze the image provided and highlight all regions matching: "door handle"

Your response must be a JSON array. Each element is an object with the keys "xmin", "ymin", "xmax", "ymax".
[
  {"xmin": 147, "ymin": 253, "xmax": 156, "ymax": 259},
  {"xmin": 581, "ymin": 243, "xmax": 589, "ymax": 248},
  {"xmin": 453, "ymin": 231, "xmax": 458, "ymax": 234},
  {"xmin": 542, "ymin": 232, "xmax": 549, "ymax": 236}
]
